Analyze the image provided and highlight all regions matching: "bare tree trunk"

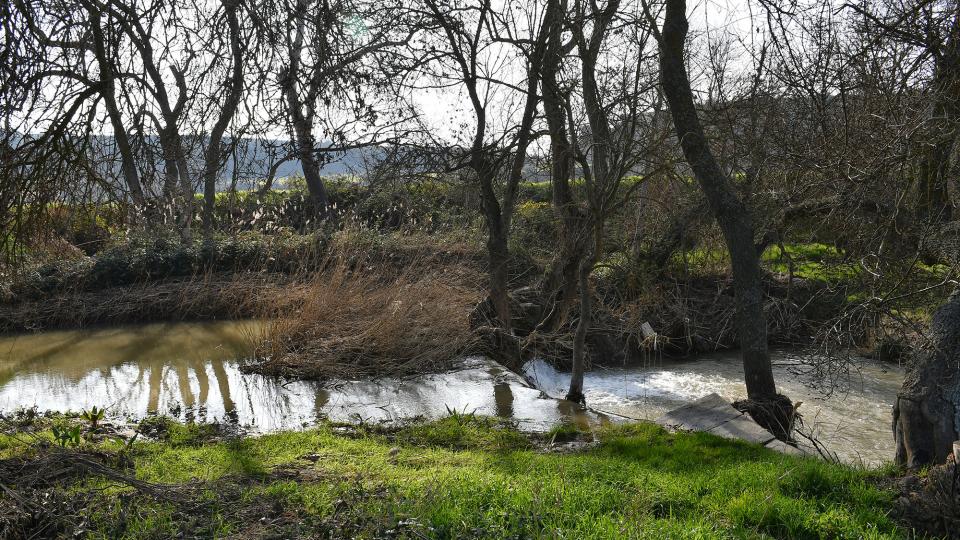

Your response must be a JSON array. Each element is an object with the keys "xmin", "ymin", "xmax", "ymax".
[
  {"xmin": 894, "ymin": 290, "xmax": 960, "ymax": 469},
  {"xmin": 100, "ymin": 0, "xmax": 195, "ymax": 235},
  {"xmin": 658, "ymin": 0, "xmax": 785, "ymax": 412},
  {"xmin": 86, "ymin": 7, "xmax": 145, "ymax": 207},
  {"xmin": 288, "ymin": 112, "xmax": 331, "ymax": 212},
  {"xmin": 541, "ymin": 0, "xmax": 585, "ymax": 332},
  {"xmin": 486, "ymin": 223, "xmax": 513, "ymax": 336},
  {"xmin": 566, "ymin": 248, "xmax": 594, "ymax": 403},
  {"xmin": 282, "ymin": 1, "xmax": 330, "ymax": 215},
  {"xmin": 202, "ymin": 0, "xmax": 245, "ymax": 238},
  {"xmin": 158, "ymin": 128, "xmax": 193, "ymax": 237}
]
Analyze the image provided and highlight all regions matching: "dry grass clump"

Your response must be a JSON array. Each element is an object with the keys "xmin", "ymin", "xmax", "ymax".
[{"xmin": 249, "ymin": 248, "xmax": 484, "ymax": 380}]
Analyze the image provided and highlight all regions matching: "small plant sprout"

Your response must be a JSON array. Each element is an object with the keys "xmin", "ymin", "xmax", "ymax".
[
  {"xmin": 444, "ymin": 404, "xmax": 478, "ymax": 426},
  {"xmin": 81, "ymin": 405, "xmax": 106, "ymax": 429},
  {"xmin": 52, "ymin": 423, "xmax": 82, "ymax": 448}
]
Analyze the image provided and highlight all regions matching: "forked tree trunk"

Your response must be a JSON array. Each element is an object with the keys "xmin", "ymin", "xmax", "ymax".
[
  {"xmin": 202, "ymin": 0, "xmax": 245, "ymax": 238},
  {"xmin": 658, "ymin": 0, "xmax": 790, "ymax": 430},
  {"xmin": 894, "ymin": 291, "xmax": 960, "ymax": 469},
  {"xmin": 87, "ymin": 7, "xmax": 146, "ymax": 208},
  {"xmin": 541, "ymin": 0, "xmax": 586, "ymax": 334},
  {"xmin": 283, "ymin": 1, "xmax": 330, "ymax": 216}
]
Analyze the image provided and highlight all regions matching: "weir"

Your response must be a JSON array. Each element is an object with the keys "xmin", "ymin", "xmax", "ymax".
[{"xmin": 656, "ymin": 393, "xmax": 808, "ymax": 456}]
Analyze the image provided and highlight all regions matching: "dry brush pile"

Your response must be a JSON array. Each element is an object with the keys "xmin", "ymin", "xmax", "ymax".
[{"xmin": 247, "ymin": 244, "xmax": 485, "ymax": 380}]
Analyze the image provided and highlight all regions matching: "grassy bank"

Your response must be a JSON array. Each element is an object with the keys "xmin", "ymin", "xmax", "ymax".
[{"xmin": 0, "ymin": 415, "xmax": 903, "ymax": 539}]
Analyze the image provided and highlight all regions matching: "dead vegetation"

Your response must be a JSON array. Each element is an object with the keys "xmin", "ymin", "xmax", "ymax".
[
  {"xmin": 247, "ymin": 242, "xmax": 485, "ymax": 380},
  {"xmin": 0, "ymin": 444, "xmax": 181, "ymax": 539}
]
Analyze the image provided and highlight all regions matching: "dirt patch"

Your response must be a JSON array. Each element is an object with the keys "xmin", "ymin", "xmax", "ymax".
[
  {"xmin": 892, "ymin": 457, "xmax": 960, "ymax": 538},
  {"xmin": 0, "ymin": 442, "xmax": 425, "ymax": 540}
]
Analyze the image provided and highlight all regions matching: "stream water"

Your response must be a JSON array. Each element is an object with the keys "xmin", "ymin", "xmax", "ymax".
[
  {"xmin": 0, "ymin": 320, "xmax": 903, "ymax": 464},
  {"xmin": 0, "ymin": 321, "xmax": 601, "ymax": 432},
  {"xmin": 524, "ymin": 353, "xmax": 904, "ymax": 465}
]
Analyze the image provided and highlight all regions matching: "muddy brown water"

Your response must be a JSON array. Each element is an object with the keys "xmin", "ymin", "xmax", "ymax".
[
  {"xmin": 0, "ymin": 320, "xmax": 602, "ymax": 432},
  {"xmin": 0, "ymin": 320, "xmax": 903, "ymax": 464}
]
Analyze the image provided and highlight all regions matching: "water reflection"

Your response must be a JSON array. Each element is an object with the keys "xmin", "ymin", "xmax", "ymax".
[
  {"xmin": 0, "ymin": 321, "xmax": 604, "ymax": 432},
  {"xmin": 0, "ymin": 320, "xmax": 902, "ymax": 463}
]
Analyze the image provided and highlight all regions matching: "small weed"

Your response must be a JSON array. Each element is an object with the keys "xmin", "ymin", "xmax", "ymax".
[
  {"xmin": 51, "ymin": 422, "xmax": 82, "ymax": 447},
  {"xmin": 80, "ymin": 405, "xmax": 106, "ymax": 429},
  {"xmin": 444, "ymin": 404, "xmax": 478, "ymax": 426}
]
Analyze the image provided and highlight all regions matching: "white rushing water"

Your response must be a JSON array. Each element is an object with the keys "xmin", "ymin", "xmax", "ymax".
[{"xmin": 524, "ymin": 352, "xmax": 904, "ymax": 465}]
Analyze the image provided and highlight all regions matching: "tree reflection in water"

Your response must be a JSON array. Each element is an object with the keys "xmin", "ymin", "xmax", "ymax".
[{"xmin": 0, "ymin": 322, "xmax": 607, "ymax": 434}]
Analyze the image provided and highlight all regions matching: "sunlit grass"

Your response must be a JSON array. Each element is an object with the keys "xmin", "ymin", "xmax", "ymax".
[{"xmin": 3, "ymin": 417, "xmax": 902, "ymax": 538}]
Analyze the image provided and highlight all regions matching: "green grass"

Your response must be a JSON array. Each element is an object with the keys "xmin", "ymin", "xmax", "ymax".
[
  {"xmin": 3, "ymin": 418, "xmax": 903, "ymax": 538},
  {"xmin": 762, "ymin": 243, "xmax": 860, "ymax": 282},
  {"xmin": 667, "ymin": 242, "xmax": 862, "ymax": 284}
]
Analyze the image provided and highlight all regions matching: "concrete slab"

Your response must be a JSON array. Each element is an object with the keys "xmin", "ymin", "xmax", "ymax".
[
  {"xmin": 708, "ymin": 416, "xmax": 776, "ymax": 445},
  {"xmin": 765, "ymin": 439, "xmax": 812, "ymax": 457},
  {"xmin": 655, "ymin": 393, "xmax": 741, "ymax": 432}
]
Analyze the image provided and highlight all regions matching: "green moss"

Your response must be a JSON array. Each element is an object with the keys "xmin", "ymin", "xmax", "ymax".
[
  {"xmin": 762, "ymin": 243, "xmax": 860, "ymax": 283},
  {"xmin": 2, "ymin": 418, "xmax": 903, "ymax": 538}
]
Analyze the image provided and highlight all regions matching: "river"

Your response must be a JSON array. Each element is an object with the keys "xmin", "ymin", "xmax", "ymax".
[{"xmin": 0, "ymin": 320, "xmax": 902, "ymax": 464}]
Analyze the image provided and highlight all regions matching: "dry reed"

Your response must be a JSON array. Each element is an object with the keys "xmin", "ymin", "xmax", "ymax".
[{"xmin": 248, "ymin": 241, "xmax": 484, "ymax": 380}]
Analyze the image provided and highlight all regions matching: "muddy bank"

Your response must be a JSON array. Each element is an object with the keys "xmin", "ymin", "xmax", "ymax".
[
  {"xmin": 1, "ymin": 230, "xmax": 903, "ymax": 375},
  {"xmin": 0, "ymin": 276, "xmax": 286, "ymax": 333},
  {"xmin": 0, "ymin": 267, "xmax": 895, "ymax": 371}
]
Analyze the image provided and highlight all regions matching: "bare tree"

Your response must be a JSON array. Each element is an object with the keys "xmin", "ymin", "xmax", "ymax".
[
  {"xmin": 200, "ymin": 0, "xmax": 247, "ymax": 238},
  {"xmin": 4, "ymin": 0, "xmax": 148, "ymax": 207},
  {"xmin": 537, "ymin": 0, "xmax": 667, "ymax": 402},
  {"xmin": 277, "ymin": 0, "xmax": 417, "ymax": 216},
  {"xmin": 847, "ymin": 0, "xmax": 960, "ymax": 225},
  {"xmin": 420, "ymin": 0, "xmax": 551, "ymax": 364},
  {"xmin": 650, "ymin": 0, "xmax": 793, "ymax": 432}
]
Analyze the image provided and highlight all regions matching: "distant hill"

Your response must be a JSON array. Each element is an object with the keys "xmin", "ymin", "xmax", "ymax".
[{"xmin": 220, "ymin": 137, "xmax": 373, "ymax": 191}]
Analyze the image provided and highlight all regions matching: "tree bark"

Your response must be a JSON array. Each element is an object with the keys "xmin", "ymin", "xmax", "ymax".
[
  {"xmin": 894, "ymin": 291, "xmax": 960, "ymax": 469},
  {"xmin": 916, "ymin": 11, "xmax": 959, "ymax": 224},
  {"xmin": 566, "ymin": 249, "xmax": 594, "ymax": 404},
  {"xmin": 541, "ymin": 0, "xmax": 586, "ymax": 333},
  {"xmin": 658, "ymin": 0, "xmax": 781, "ymax": 403}
]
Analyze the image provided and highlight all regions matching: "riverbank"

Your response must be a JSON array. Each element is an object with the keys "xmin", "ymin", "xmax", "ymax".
[
  {"xmin": 1, "ymin": 228, "xmax": 907, "ymax": 372},
  {"xmin": 0, "ymin": 413, "xmax": 905, "ymax": 539}
]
